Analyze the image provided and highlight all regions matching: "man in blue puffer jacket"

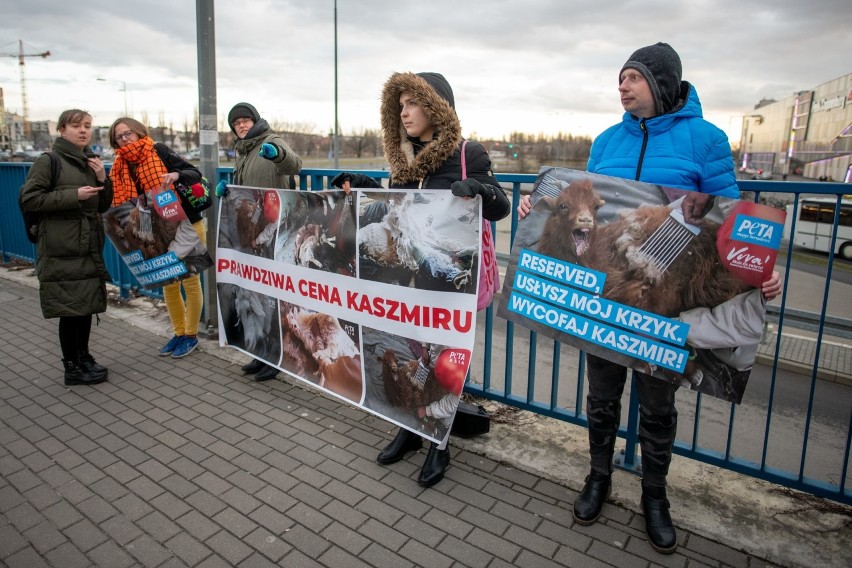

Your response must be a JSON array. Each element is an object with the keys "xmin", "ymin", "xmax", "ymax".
[
  {"xmin": 579, "ymin": 43, "xmax": 736, "ymax": 555},
  {"xmin": 517, "ymin": 42, "xmax": 781, "ymax": 555}
]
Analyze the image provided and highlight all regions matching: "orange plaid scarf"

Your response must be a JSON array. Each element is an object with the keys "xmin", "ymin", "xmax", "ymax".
[{"xmin": 110, "ymin": 136, "xmax": 171, "ymax": 206}]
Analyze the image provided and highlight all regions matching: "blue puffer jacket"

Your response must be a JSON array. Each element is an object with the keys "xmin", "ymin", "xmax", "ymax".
[{"xmin": 587, "ymin": 83, "xmax": 738, "ymax": 198}]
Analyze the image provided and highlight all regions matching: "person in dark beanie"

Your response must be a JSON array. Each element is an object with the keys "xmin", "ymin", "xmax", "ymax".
[
  {"xmin": 332, "ymin": 71, "xmax": 510, "ymax": 487},
  {"xmin": 580, "ymin": 43, "xmax": 741, "ymax": 555},
  {"xmin": 518, "ymin": 42, "xmax": 778, "ymax": 555},
  {"xmin": 217, "ymin": 102, "xmax": 302, "ymax": 381}
]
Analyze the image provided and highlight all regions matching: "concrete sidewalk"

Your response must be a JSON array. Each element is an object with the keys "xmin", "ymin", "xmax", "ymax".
[{"xmin": 1, "ymin": 267, "xmax": 850, "ymax": 568}]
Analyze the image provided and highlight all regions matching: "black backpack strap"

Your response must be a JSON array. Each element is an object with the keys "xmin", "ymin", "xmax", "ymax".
[{"xmin": 46, "ymin": 151, "xmax": 61, "ymax": 187}]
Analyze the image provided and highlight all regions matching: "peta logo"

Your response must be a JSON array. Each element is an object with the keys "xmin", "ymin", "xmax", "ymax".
[
  {"xmin": 156, "ymin": 190, "xmax": 178, "ymax": 207},
  {"xmin": 733, "ymin": 214, "xmax": 782, "ymax": 249}
]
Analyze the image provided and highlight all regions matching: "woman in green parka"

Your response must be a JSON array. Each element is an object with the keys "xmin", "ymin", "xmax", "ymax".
[{"xmin": 19, "ymin": 109, "xmax": 114, "ymax": 386}]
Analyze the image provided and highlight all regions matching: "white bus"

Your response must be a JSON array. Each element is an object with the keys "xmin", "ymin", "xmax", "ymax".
[{"xmin": 783, "ymin": 197, "xmax": 852, "ymax": 260}]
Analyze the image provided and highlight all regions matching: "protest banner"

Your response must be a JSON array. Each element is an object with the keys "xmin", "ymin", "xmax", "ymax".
[
  {"xmin": 497, "ymin": 167, "xmax": 785, "ymax": 404},
  {"xmin": 216, "ymin": 186, "xmax": 481, "ymax": 443},
  {"xmin": 102, "ymin": 194, "xmax": 213, "ymax": 289}
]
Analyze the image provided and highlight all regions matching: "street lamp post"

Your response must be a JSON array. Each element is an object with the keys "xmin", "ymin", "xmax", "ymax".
[
  {"xmin": 96, "ymin": 78, "xmax": 128, "ymax": 116},
  {"xmin": 333, "ymin": 0, "xmax": 340, "ymax": 169}
]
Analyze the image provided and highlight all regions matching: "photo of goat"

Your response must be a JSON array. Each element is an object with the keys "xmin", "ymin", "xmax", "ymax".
[
  {"xmin": 357, "ymin": 191, "xmax": 480, "ymax": 293},
  {"xmin": 103, "ymin": 198, "xmax": 212, "ymax": 288},
  {"xmin": 361, "ymin": 327, "xmax": 462, "ymax": 441},
  {"xmin": 217, "ymin": 186, "xmax": 283, "ymax": 259},
  {"xmin": 277, "ymin": 301, "xmax": 363, "ymax": 403},
  {"xmin": 274, "ymin": 190, "xmax": 356, "ymax": 276},
  {"xmin": 217, "ymin": 283, "xmax": 282, "ymax": 367},
  {"xmin": 500, "ymin": 168, "xmax": 773, "ymax": 404}
]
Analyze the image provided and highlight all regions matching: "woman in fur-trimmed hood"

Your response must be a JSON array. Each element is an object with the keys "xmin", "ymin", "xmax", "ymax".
[
  {"xmin": 375, "ymin": 72, "xmax": 510, "ymax": 221},
  {"xmin": 334, "ymin": 71, "xmax": 510, "ymax": 489}
]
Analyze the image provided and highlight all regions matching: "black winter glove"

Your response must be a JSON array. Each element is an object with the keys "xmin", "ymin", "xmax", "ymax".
[
  {"xmin": 330, "ymin": 172, "xmax": 382, "ymax": 189},
  {"xmin": 451, "ymin": 178, "xmax": 495, "ymax": 200}
]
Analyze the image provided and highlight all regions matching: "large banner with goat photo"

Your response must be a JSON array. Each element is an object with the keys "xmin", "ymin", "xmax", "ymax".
[
  {"xmin": 496, "ymin": 167, "xmax": 785, "ymax": 404},
  {"xmin": 216, "ymin": 185, "xmax": 482, "ymax": 443}
]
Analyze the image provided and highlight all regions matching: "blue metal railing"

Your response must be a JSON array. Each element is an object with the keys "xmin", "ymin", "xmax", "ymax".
[{"xmin": 3, "ymin": 162, "xmax": 850, "ymax": 504}]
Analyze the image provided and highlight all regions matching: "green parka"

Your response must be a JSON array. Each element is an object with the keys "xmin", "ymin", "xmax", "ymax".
[
  {"xmin": 19, "ymin": 137, "xmax": 114, "ymax": 318},
  {"xmin": 233, "ymin": 121, "xmax": 302, "ymax": 189}
]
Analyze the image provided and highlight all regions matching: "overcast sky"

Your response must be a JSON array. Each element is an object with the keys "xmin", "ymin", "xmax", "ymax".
[{"xmin": 1, "ymin": 0, "xmax": 850, "ymax": 145}]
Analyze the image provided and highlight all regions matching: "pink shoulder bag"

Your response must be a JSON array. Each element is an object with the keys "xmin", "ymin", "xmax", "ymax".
[{"xmin": 461, "ymin": 140, "xmax": 500, "ymax": 311}]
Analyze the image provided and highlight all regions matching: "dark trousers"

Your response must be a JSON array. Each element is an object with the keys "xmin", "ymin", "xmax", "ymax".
[
  {"xmin": 586, "ymin": 353, "xmax": 678, "ymax": 488},
  {"xmin": 58, "ymin": 315, "xmax": 93, "ymax": 362}
]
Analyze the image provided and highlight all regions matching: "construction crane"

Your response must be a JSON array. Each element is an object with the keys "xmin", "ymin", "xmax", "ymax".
[{"xmin": 1, "ymin": 39, "xmax": 51, "ymax": 137}]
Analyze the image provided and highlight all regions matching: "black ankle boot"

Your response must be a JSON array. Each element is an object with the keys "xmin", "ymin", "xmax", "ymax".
[
  {"xmin": 377, "ymin": 428, "xmax": 422, "ymax": 465},
  {"xmin": 417, "ymin": 442, "xmax": 449, "ymax": 488},
  {"xmin": 572, "ymin": 471, "xmax": 611, "ymax": 525},
  {"xmin": 242, "ymin": 358, "xmax": 265, "ymax": 374},
  {"xmin": 79, "ymin": 353, "xmax": 108, "ymax": 380},
  {"xmin": 642, "ymin": 485, "xmax": 677, "ymax": 554},
  {"xmin": 63, "ymin": 359, "xmax": 106, "ymax": 386},
  {"xmin": 254, "ymin": 364, "xmax": 279, "ymax": 382}
]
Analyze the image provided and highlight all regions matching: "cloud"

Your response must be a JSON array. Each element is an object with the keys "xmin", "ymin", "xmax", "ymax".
[{"xmin": 1, "ymin": 0, "xmax": 849, "ymax": 143}]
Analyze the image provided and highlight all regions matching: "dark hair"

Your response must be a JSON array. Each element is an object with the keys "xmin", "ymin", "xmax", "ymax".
[
  {"xmin": 57, "ymin": 109, "xmax": 92, "ymax": 130},
  {"xmin": 108, "ymin": 117, "xmax": 149, "ymax": 149}
]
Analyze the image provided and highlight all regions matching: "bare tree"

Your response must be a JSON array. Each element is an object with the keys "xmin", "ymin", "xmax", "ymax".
[
  {"xmin": 270, "ymin": 120, "xmax": 320, "ymax": 158},
  {"xmin": 345, "ymin": 127, "xmax": 380, "ymax": 158}
]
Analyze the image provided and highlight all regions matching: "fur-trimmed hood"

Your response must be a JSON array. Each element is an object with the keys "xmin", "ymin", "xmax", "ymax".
[{"xmin": 380, "ymin": 72, "xmax": 462, "ymax": 185}]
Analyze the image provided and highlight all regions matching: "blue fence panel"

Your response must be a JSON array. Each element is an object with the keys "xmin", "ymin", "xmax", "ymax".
[{"xmin": 2, "ymin": 162, "xmax": 850, "ymax": 504}]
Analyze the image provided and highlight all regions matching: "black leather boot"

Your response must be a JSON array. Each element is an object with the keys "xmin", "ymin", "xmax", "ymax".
[
  {"xmin": 377, "ymin": 428, "xmax": 422, "ymax": 465},
  {"xmin": 417, "ymin": 442, "xmax": 449, "ymax": 488},
  {"xmin": 63, "ymin": 359, "xmax": 106, "ymax": 386},
  {"xmin": 255, "ymin": 364, "xmax": 279, "ymax": 382},
  {"xmin": 642, "ymin": 485, "xmax": 677, "ymax": 554},
  {"xmin": 79, "ymin": 353, "xmax": 108, "ymax": 381},
  {"xmin": 242, "ymin": 359, "xmax": 266, "ymax": 374},
  {"xmin": 572, "ymin": 471, "xmax": 611, "ymax": 525}
]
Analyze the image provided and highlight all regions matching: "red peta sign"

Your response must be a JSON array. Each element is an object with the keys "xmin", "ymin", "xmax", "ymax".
[{"xmin": 716, "ymin": 201, "xmax": 786, "ymax": 287}]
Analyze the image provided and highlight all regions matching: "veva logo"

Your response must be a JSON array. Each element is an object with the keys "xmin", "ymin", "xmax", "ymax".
[
  {"xmin": 733, "ymin": 214, "xmax": 783, "ymax": 249},
  {"xmin": 725, "ymin": 245, "xmax": 770, "ymax": 273}
]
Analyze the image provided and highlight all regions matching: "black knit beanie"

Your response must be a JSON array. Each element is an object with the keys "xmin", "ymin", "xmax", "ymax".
[
  {"xmin": 227, "ymin": 102, "xmax": 261, "ymax": 131},
  {"xmin": 620, "ymin": 42, "xmax": 682, "ymax": 115},
  {"xmin": 416, "ymin": 72, "xmax": 455, "ymax": 109}
]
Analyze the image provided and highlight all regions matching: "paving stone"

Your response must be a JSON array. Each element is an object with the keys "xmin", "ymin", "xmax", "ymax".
[
  {"xmin": 63, "ymin": 518, "xmax": 109, "ymax": 553},
  {"xmin": 362, "ymin": 538, "xmax": 424, "ymax": 567},
  {"xmin": 213, "ymin": 506, "xmax": 257, "ymax": 538},
  {"xmin": 138, "ymin": 510, "xmax": 182, "ymax": 543},
  {"xmin": 23, "ymin": 520, "xmax": 66, "ymax": 555},
  {"xmin": 164, "ymin": 531, "xmax": 212, "ymax": 566},
  {"xmin": 176, "ymin": 510, "xmax": 221, "ymax": 542},
  {"xmin": 76, "ymin": 495, "xmax": 118, "ymax": 525},
  {"xmin": 0, "ymin": 523, "xmax": 28, "ymax": 558},
  {"xmin": 42, "ymin": 501, "xmax": 83, "ymax": 530},
  {"xmin": 99, "ymin": 514, "xmax": 143, "ymax": 545},
  {"xmin": 4, "ymin": 545, "xmax": 52, "ymax": 568},
  {"xmin": 205, "ymin": 529, "xmax": 254, "ymax": 565},
  {"xmin": 125, "ymin": 534, "xmax": 173, "ymax": 567},
  {"xmin": 43, "ymin": 541, "xmax": 93, "ymax": 568}
]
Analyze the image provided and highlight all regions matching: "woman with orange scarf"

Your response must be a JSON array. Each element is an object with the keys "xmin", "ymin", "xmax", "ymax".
[{"xmin": 108, "ymin": 117, "xmax": 206, "ymax": 359}]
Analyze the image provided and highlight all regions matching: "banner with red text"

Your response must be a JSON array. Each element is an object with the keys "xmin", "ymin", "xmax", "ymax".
[
  {"xmin": 496, "ymin": 168, "xmax": 785, "ymax": 404},
  {"xmin": 216, "ymin": 186, "xmax": 482, "ymax": 442}
]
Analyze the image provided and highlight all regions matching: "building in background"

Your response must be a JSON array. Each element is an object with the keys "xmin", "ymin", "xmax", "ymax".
[
  {"xmin": 29, "ymin": 119, "xmax": 56, "ymax": 151},
  {"xmin": 740, "ymin": 73, "xmax": 852, "ymax": 183}
]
